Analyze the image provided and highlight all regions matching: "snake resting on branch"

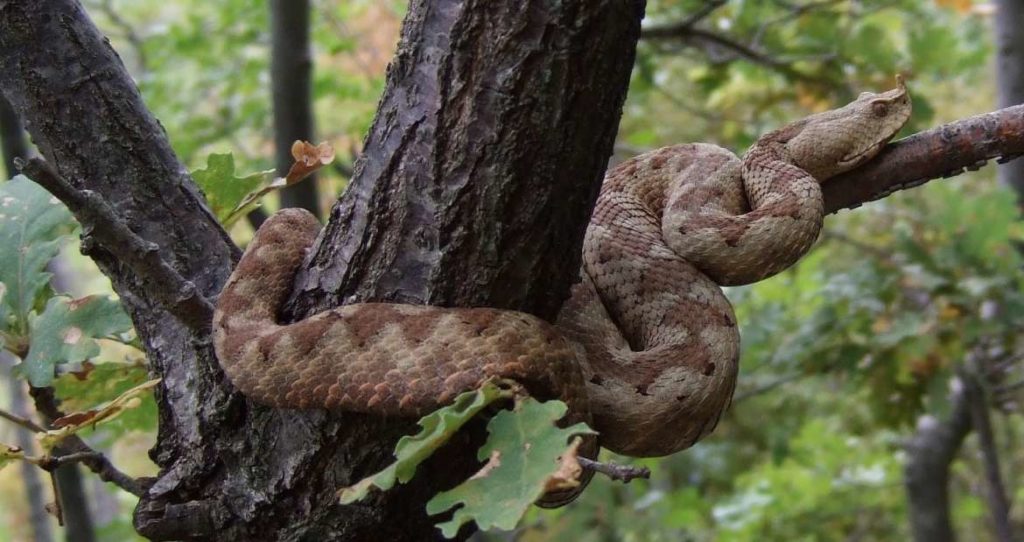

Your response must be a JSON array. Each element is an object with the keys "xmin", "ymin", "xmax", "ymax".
[{"xmin": 213, "ymin": 79, "xmax": 911, "ymax": 504}]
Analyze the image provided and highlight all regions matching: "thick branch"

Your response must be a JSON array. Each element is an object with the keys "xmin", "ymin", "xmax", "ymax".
[
  {"xmin": 16, "ymin": 157, "xmax": 214, "ymax": 332},
  {"xmin": 28, "ymin": 386, "xmax": 149, "ymax": 497},
  {"xmin": 0, "ymin": 3, "xmax": 241, "ymax": 539},
  {"xmin": 824, "ymin": 105, "xmax": 1024, "ymax": 214}
]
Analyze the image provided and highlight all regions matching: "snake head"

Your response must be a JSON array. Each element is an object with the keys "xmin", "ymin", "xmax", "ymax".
[{"xmin": 783, "ymin": 75, "xmax": 912, "ymax": 180}]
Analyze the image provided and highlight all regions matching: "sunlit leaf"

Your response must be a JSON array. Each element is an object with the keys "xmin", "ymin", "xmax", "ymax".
[{"xmin": 191, "ymin": 153, "xmax": 275, "ymax": 226}]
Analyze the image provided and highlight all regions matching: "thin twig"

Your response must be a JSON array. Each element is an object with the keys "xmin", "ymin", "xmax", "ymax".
[
  {"xmin": 732, "ymin": 372, "xmax": 807, "ymax": 403},
  {"xmin": 52, "ymin": 448, "xmax": 149, "ymax": 497},
  {"xmin": 28, "ymin": 386, "xmax": 151, "ymax": 497},
  {"xmin": 577, "ymin": 457, "xmax": 650, "ymax": 483},
  {"xmin": 962, "ymin": 356, "xmax": 1015, "ymax": 542},
  {"xmin": 641, "ymin": 25, "xmax": 835, "ymax": 88},
  {"xmin": 16, "ymin": 157, "xmax": 215, "ymax": 332},
  {"xmin": 0, "ymin": 406, "xmax": 48, "ymax": 433},
  {"xmin": 755, "ymin": 0, "xmax": 846, "ymax": 46},
  {"xmin": 677, "ymin": 0, "xmax": 728, "ymax": 28},
  {"xmin": 39, "ymin": 451, "xmax": 101, "ymax": 467}
]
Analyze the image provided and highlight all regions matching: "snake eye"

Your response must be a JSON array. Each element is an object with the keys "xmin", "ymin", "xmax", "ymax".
[{"xmin": 871, "ymin": 101, "xmax": 889, "ymax": 117}]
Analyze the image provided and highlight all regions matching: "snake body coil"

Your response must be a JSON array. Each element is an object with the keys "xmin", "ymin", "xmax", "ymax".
[{"xmin": 213, "ymin": 80, "xmax": 910, "ymax": 482}]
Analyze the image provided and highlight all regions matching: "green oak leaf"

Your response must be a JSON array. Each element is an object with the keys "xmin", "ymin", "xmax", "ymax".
[
  {"xmin": 21, "ymin": 295, "xmax": 133, "ymax": 387},
  {"xmin": 190, "ymin": 153, "xmax": 275, "ymax": 226},
  {"xmin": 426, "ymin": 399, "xmax": 596, "ymax": 538},
  {"xmin": 338, "ymin": 381, "xmax": 514, "ymax": 504},
  {"xmin": 0, "ymin": 176, "xmax": 75, "ymax": 335}
]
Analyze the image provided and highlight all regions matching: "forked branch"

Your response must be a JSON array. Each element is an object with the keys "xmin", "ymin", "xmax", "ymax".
[{"xmin": 15, "ymin": 157, "xmax": 215, "ymax": 332}]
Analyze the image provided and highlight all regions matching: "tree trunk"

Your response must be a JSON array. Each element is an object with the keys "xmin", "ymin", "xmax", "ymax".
[
  {"xmin": 286, "ymin": 0, "xmax": 642, "ymax": 322},
  {"xmin": 52, "ymin": 463, "xmax": 97, "ymax": 542},
  {"xmin": 270, "ymin": 0, "xmax": 321, "ymax": 219},
  {"xmin": 1, "ymin": 1, "xmax": 643, "ymax": 539},
  {"xmin": 904, "ymin": 380, "xmax": 972, "ymax": 542},
  {"xmin": 995, "ymin": 0, "xmax": 1024, "ymax": 201}
]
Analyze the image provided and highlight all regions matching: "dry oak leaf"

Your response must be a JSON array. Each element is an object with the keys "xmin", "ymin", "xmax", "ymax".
[{"xmin": 286, "ymin": 140, "xmax": 336, "ymax": 185}]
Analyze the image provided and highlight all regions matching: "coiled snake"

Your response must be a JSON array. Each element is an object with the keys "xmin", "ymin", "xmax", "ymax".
[{"xmin": 213, "ymin": 79, "xmax": 910, "ymax": 502}]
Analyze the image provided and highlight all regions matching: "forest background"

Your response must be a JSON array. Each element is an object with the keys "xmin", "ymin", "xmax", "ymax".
[{"xmin": 0, "ymin": 0, "xmax": 1022, "ymax": 541}]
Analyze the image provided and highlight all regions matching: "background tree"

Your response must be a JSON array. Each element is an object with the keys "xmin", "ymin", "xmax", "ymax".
[{"xmin": 269, "ymin": 0, "xmax": 320, "ymax": 220}]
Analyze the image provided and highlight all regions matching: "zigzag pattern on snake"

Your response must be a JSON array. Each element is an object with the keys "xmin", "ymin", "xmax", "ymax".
[{"xmin": 213, "ymin": 79, "xmax": 910, "ymax": 490}]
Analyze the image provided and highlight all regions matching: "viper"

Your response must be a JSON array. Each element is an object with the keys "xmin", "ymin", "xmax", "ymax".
[{"xmin": 213, "ymin": 77, "xmax": 911, "ymax": 502}]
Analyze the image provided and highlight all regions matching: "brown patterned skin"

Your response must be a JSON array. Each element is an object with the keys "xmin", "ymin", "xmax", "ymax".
[{"xmin": 213, "ymin": 80, "xmax": 910, "ymax": 497}]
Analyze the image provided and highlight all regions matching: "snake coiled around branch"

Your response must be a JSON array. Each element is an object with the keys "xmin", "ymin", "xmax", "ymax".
[{"xmin": 213, "ymin": 79, "xmax": 910, "ymax": 500}]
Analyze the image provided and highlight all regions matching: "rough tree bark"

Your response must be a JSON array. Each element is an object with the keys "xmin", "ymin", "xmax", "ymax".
[
  {"xmin": 0, "ymin": 1, "xmax": 237, "ymax": 540},
  {"xmin": 2, "ymin": 1, "xmax": 1024, "ymax": 541},
  {"xmin": 270, "ymin": 0, "xmax": 321, "ymax": 219},
  {"xmin": 287, "ymin": 0, "xmax": 641, "ymax": 322},
  {"xmin": 1, "ymin": 1, "xmax": 643, "ymax": 540}
]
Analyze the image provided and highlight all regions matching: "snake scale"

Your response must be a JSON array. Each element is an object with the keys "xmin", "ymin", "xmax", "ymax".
[{"xmin": 213, "ymin": 79, "xmax": 910, "ymax": 500}]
